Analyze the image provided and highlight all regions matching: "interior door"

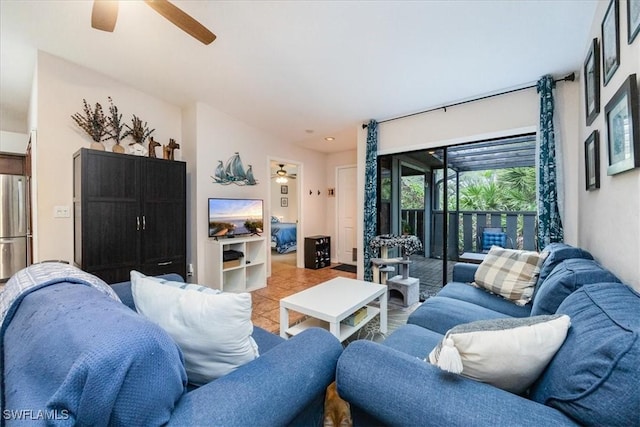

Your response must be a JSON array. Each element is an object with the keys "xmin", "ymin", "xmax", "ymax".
[{"xmin": 337, "ymin": 166, "xmax": 357, "ymax": 264}]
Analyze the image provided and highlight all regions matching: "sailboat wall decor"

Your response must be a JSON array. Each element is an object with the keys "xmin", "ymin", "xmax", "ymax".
[{"xmin": 211, "ymin": 152, "xmax": 258, "ymax": 186}]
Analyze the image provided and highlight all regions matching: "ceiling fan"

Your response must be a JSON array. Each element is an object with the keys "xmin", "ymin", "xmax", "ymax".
[
  {"xmin": 91, "ymin": 0, "xmax": 216, "ymax": 45},
  {"xmin": 272, "ymin": 164, "xmax": 297, "ymax": 181}
]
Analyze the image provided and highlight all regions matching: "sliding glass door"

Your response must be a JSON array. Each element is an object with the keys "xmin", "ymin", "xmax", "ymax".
[
  {"xmin": 374, "ymin": 133, "xmax": 537, "ymax": 299},
  {"xmin": 376, "ymin": 150, "xmax": 453, "ymax": 296}
]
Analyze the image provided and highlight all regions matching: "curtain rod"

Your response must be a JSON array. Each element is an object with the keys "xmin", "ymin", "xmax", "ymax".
[{"xmin": 362, "ymin": 72, "xmax": 575, "ymax": 129}]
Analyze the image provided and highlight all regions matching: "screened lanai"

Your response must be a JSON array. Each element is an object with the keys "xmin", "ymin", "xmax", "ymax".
[{"xmin": 376, "ymin": 133, "xmax": 538, "ymax": 298}]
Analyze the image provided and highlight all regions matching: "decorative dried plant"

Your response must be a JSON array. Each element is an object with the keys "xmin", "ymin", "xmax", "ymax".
[
  {"xmin": 71, "ymin": 99, "xmax": 108, "ymax": 142},
  {"xmin": 123, "ymin": 115, "xmax": 155, "ymax": 145},
  {"xmin": 106, "ymin": 97, "xmax": 125, "ymax": 145}
]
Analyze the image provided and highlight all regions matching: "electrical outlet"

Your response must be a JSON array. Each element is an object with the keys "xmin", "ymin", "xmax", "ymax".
[{"xmin": 54, "ymin": 205, "xmax": 70, "ymax": 218}]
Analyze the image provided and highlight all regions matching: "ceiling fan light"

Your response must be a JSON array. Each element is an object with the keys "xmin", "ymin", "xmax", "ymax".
[{"xmin": 276, "ymin": 176, "xmax": 288, "ymax": 184}]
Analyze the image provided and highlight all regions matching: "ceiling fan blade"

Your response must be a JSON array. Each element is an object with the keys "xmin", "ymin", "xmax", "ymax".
[
  {"xmin": 144, "ymin": 0, "xmax": 216, "ymax": 45},
  {"xmin": 91, "ymin": 0, "xmax": 119, "ymax": 32}
]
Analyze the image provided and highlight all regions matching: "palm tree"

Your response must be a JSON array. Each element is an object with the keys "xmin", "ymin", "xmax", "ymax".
[
  {"xmin": 497, "ymin": 168, "xmax": 536, "ymax": 210},
  {"xmin": 453, "ymin": 167, "xmax": 535, "ymax": 211}
]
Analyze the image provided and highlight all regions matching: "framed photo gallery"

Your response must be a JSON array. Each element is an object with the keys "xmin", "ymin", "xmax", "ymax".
[{"xmin": 583, "ymin": 0, "xmax": 639, "ymax": 186}]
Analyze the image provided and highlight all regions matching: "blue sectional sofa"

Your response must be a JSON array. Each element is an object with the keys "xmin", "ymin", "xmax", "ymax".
[
  {"xmin": 1, "ymin": 267, "xmax": 342, "ymax": 426},
  {"xmin": 337, "ymin": 244, "xmax": 640, "ymax": 426}
]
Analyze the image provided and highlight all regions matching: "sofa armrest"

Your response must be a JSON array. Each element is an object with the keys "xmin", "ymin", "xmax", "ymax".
[
  {"xmin": 168, "ymin": 327, "xmax": 342, "ymax": 427},
  {"xmin": 337, "ymin": 341, "xmax": 578, "ymax": 427},
  {"xmin": 452, "ymin": 262, "xmax": 478, "ymax": 283}
]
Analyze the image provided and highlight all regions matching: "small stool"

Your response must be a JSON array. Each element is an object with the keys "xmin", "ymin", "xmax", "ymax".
[{"xmin": 386, "ymin": 275, "xmax": 419, "ymax": 307}]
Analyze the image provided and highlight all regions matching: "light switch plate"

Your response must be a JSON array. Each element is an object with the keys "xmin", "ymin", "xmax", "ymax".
[{"xmin": 54, "ymin": 205, "xmax": 70, "ymax": 218}]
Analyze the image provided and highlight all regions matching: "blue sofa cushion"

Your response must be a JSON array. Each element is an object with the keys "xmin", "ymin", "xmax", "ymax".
[
  {"xmin": 437, "ymin": 282, "xmax": 532, "ymax": 318},
  {"xmin": 535, "ymin": 243, "xmax": 594, "ymax": 295},
  {"xmin": 530, "ymin": 258, "xmax": 620, "ymax": 316},
  {"xmin": 408, "ymin": 296, "xmax": 510, "ymax": 335},
  {"xmin": 529, "ymin": 282, "xmax": 640, "ymax": 426}
]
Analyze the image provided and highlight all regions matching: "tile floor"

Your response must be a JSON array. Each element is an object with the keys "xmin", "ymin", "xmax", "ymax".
[{"xmin": 252, "ymin": 259, "xmax": 356, "ymax": 334}]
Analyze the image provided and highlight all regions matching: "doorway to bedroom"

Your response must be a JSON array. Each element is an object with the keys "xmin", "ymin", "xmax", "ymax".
[{"xmin": 269, "ymin": 160, "xmax": 300, "ymax": 269}]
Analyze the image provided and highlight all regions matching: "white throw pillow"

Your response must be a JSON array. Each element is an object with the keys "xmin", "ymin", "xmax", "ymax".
[
  {"xmin": 130, "ymin": 271, "xmax": 259, "ymax": 385},
  {"xmin": 427, "ymin": 314, "xmax": 570, "ymax": 394},
  {"xmin": 130, "ymin": 270, "xmax": 221, "ymax": 294},
  {"xmin": 473, "ymin": 247, "xmax": 548, "ymax": 306}
]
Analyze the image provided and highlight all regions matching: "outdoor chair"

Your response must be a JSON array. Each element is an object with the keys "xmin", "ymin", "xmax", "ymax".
[{"xmin": 478, "ymin": 226, "xmax": 513, "ymax": 253}]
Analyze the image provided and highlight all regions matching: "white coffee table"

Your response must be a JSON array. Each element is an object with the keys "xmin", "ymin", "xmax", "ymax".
[{"xmin": 280, "ymin": 277, "xmax": 387, "ymax": 342}]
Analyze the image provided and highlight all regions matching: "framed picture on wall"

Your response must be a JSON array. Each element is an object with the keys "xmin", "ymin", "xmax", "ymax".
[
  {"xmin": 601, "ymin": 0, "xmax": 620, "ymax": 86},
  {"xmin": 583, "ymin": 38, "xmax": 600, "ymax": 126},
  {"xmin": 629, "ymin": 0, "xmax": 640, "ymax": 43},
  {"xmin": 584, "ymin": 130, "xmax": 600, "ymax": 190},
  {"xmin": 281, "ymin": 197, "xmax": 288, "ymax": 207},
  {"xmin": 280, "ymin": 185, "xmax": 288, "ymax": 194},
  {"xmin": 605, "ymin": 74, "xmax": 640, "ymax": 175}
]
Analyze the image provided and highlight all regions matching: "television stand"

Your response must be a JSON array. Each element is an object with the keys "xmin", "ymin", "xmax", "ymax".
[{"xmin": 205, "ymin": 235, "xmax": 267, "ymax": 292}]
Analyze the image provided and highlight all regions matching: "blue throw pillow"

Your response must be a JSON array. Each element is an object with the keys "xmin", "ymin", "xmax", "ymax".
[
  {"xmin": 529, "ymin": 282, "xmax": 640, "ymax": 426},
  {"xmin": 536, "ymin": 243, "xmax": 594, "ymax": 287},
  {"xmin": 530, "ymin": 258, "xmax": 619, "ymax": 316},
  {"xmin": 482, "ymin": 231, "xmax": 507, "ymax": 251}
]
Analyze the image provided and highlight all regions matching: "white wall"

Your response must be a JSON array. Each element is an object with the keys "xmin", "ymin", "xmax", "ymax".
[
  {"xmin": 578, "ymin": 0, "xmax": 640, "ymax": 289},
  {"xmin": 181, "ymin": 104, "xmax": 198, "ymax": 279},
  {"xmin": 33, "ymin": 52, "xmax": 182, "ymax": 263},
  {"xmin": 185, "ymin": 102, "xmax": 328, "ymax": 283},
  {"xmin": 355, "ymin": 81, "xmax": 582, "ymax": 279},
  {"xmin": 31, "ymin": 52, "xmax": 335, "ymax": 282},
  {"xmin": 0, "ymin": 109, "xmax": 28, "ymax": 134},
  {"xmin": 0, "ymin": 130, "xmax": 29, "ymax": 153}
]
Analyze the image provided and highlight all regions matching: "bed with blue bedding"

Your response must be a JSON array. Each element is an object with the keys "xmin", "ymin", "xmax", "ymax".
[{"xmin": 271, "ymin": 217, "xmax": 297, "ymax": 254}]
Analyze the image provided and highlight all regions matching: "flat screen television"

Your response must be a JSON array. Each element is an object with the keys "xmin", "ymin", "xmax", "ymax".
[{"xmin": 208, "ymin": 198, "xmax": 264, "ymax": 237}]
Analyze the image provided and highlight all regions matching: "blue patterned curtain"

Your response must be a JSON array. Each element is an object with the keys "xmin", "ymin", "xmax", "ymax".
[
  {"xmin": 536, "ymin": 75, "xmax": 564, "ymax": 249},
  {"xmin": 363, "ymin": 120, "xmax": 378, "ymax": 281}
]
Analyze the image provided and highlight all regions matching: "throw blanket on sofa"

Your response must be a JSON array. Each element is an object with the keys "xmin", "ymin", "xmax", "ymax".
[
  {"xmin": 0, "ymin": 263, "xmax": 122, "ymax": 417},
  {"xmin": 0, "ymin": 262, "xmax": 119, "ymax": 328},
  {"xmin": 1, "ymin": 263, "xmax": 186, "ymax": 426}
]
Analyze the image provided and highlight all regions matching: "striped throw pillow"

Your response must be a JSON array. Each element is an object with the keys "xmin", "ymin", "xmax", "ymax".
[{"xmin": 473, "ymin": 247, "xmax": 547, "ymax": 306}]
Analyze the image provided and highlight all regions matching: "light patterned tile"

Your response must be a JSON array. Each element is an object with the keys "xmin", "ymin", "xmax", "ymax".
[{"xmin": 252, "ymin": 262, "xmax": 357, "ymax": 334}]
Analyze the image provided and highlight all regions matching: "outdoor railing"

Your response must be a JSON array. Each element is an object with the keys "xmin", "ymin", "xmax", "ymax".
[{"xmin": 402, "ymin": 209, "xmax": 537, "ymax": 259}]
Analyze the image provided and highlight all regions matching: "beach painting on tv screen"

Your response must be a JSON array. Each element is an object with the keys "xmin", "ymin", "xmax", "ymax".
[{"xmin": 209, "ymin": 198, "xmax": 263, "ymax": 237}]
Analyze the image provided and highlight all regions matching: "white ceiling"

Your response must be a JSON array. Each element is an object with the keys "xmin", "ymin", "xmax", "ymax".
[{"xmin": 0, "ymin": 0, "xmax": 598, "ymax": 153}]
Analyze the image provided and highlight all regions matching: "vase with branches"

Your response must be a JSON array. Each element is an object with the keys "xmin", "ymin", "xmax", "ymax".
[
  {"xmin": 71, "ymin": 99, "xmax": 108, "ymax": 150},
  {"xmin": 123, "ymin": 115, "xmax": 155, "ymax": 146},
  {"xmin": 106, "ymin": 97, "xmax": 126, "ymax": 153}
]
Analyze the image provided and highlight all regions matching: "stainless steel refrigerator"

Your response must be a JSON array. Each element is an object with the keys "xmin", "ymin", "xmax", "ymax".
[{"xmin": 1, "ymin": 174, "xmax": 28, "ymax": 282}]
